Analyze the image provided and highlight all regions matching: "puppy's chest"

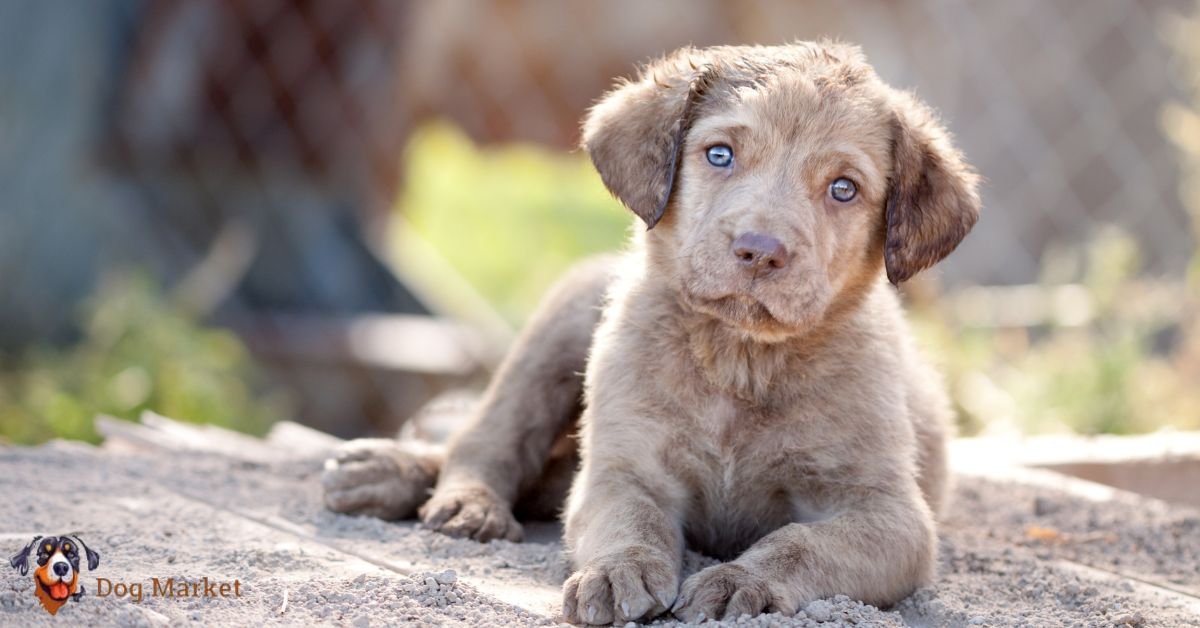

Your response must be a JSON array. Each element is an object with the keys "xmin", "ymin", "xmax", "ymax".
[{"xmin": 664, "ymin": 396, "xmax": 834, "ymax": 558}]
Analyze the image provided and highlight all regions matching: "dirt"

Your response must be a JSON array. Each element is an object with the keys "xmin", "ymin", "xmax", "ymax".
[{"xmin": 1, "ymin": 438, "xmax": 1198, "ymax": 627}]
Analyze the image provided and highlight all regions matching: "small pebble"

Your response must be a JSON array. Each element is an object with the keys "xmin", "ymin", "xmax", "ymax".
[
  {"xmin": 1033, "ymin": 496, "xmax": 1059, "ymax": 517},
  {"xmin": 1112, "ymin": 612, "xmax": 1145, "ymax": 626},
  {"xmin": 805, "ymin": 599, "xmax": 834, "ymax": 622}
]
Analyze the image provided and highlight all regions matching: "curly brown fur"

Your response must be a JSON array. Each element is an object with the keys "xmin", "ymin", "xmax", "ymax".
[{"xmin": 322, "ymin": 40, "xmax": 979, "ymax": 626}]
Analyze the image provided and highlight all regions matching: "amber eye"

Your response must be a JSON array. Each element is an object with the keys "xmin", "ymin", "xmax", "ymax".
[
  {"xmin": 829, "ymin": 177, "xmax": 858, "ymax": 202},
  {"xmin": 63, "ymin": 543, "xmax": 71, "ymax": 551},
  {"xmin": 43, "ymin": 544, "xmax": 52, "ymax": 553}
]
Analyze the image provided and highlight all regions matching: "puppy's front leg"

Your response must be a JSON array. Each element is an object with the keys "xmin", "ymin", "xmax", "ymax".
[
  {"xmin": 562, "ymin": 461, "xmax": 683, "ymax": 625},
  {"xmin": 673, "ymin": 488, "xmax": 935, "ymax": 621}
]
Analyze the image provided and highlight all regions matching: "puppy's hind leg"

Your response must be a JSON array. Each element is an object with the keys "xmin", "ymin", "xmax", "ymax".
[
  {"xmin": 322, "ymin": 439, "xmax": 442, "ymax": 521},
  {"xmin": 420, "ymin": 256, "xmax": 615, "ymax": 542}
]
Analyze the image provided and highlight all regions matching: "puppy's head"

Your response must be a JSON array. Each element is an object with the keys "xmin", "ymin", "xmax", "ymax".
[{"xmin": 583, "ymin": 42, "xmax": 980, "ymax": 340}]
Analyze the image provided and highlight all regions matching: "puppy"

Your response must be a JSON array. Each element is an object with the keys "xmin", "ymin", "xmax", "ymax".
[{"xmin": 323, "ymin": 40, "xmax": 979, "ymax": 624}]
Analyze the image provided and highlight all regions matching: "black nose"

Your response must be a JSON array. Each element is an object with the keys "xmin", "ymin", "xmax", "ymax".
[
  {"xmin": 53, "ymin": 563, "xmax": 69, "ymax": 576},
  {"xmin": 731, "ymin": 232, "xmax": 789, "ymax": 274}
]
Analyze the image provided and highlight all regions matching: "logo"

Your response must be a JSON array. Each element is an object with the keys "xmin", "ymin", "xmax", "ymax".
[{"xmin": 9, "ymin": 535, "xmax": 100, "ymax": 616}]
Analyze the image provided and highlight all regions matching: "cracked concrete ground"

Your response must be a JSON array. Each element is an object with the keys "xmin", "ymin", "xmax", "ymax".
[{"xmin": 1, "ymin": 416, "xmax": 1198, "ymax": 627}]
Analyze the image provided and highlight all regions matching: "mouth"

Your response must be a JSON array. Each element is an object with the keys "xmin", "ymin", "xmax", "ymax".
[{"xmin": 37, "ymin": 577, "xmax": 71, "ymax": 601}]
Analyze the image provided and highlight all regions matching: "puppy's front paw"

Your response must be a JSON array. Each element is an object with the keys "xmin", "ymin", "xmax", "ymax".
[
  {"xmin": 419, "ymin": 484, "xmax": 522, "ymax": 542},
  {"xmin": 322, "ymin": 439, "xmax": 438, "ymax": 520},
  {"xmin": 672, "ymin": 563, "xmax": 781, "ymax": 623},
  {"xmin": 562, "ymin": 546, "xmax": 678, "ymax": 625}
]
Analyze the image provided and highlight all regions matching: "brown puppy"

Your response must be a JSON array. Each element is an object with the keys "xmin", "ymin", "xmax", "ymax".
[{"xmin": 322, "ymin": 41, "xmax": 979, "ymax": 624}]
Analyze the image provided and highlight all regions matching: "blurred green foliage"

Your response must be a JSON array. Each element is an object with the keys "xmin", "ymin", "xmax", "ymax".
[
  {"xmin": 399, "ymin": 122, "xmax": 630, "ymax": 325},
  {"xmin": 0, "ymin": 272, "xmax": 286, "ymax": 444},
  {"xmin": 913, "ymin": 229, "xmax": 1200, "ymax": 436}
]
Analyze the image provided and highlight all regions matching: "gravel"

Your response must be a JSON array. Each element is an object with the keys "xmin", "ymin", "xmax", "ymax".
[{"xmin": 1, "ymin": 440, "xmax": 1198, "ymax": 626}]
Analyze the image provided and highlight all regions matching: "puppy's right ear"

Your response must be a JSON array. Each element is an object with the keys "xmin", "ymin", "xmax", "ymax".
[
  {"xmin": 10, "ymin": 536, "xmax": 40, "ymax": 576},
  {"xmin": 582, "ymin": 52, "xmax": 715, "ymax": 229}
]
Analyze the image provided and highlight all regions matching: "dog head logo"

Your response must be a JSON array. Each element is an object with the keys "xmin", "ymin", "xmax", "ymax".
[{"xmin": 9, "ymin": 535, "xmax": 100, "ymax": 615}]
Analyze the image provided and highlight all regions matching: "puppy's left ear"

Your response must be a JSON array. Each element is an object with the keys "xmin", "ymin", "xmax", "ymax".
[
  {"xmin": 582, "ymin": 51, "xmax": 716, "ymax": 229},
  {"xmin": 884, "ymin": 91, "xmax": 981, "ymax": 284}
]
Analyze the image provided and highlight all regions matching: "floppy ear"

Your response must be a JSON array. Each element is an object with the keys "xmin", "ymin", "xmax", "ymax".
[
  {"xmin": 71, "ymin": 536, "xmax": 99, "ymax": 571},
  {"xmin": 582, "ymin": 53, "xmax": 716, "ymax": 228},
  {"xmin": 10, "ymin": 536, "xmax": 40, "ymax": 576},
  {"xmin": 884, "ymin": 91, "xmax": 981, "ymax": 284}
]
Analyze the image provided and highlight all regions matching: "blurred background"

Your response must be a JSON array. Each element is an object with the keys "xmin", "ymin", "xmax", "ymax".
[{"xmin": 1, "ymin": 0, "xmax": 1198, "ymax": 445}]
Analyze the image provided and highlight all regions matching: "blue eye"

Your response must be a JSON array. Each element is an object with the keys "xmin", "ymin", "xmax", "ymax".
[
  {"xmin": 706, "ymin": 144, "xmax": 733, "ymax": 167},
  {"xmin": 829, "ymin": 177, "xmax": 857, "ymax": 202}
]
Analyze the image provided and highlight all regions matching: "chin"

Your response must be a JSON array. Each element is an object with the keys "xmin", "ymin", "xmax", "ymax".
[{"xmin": 686, "ymin": 293, "xmax": 823, "ymax": 343}]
